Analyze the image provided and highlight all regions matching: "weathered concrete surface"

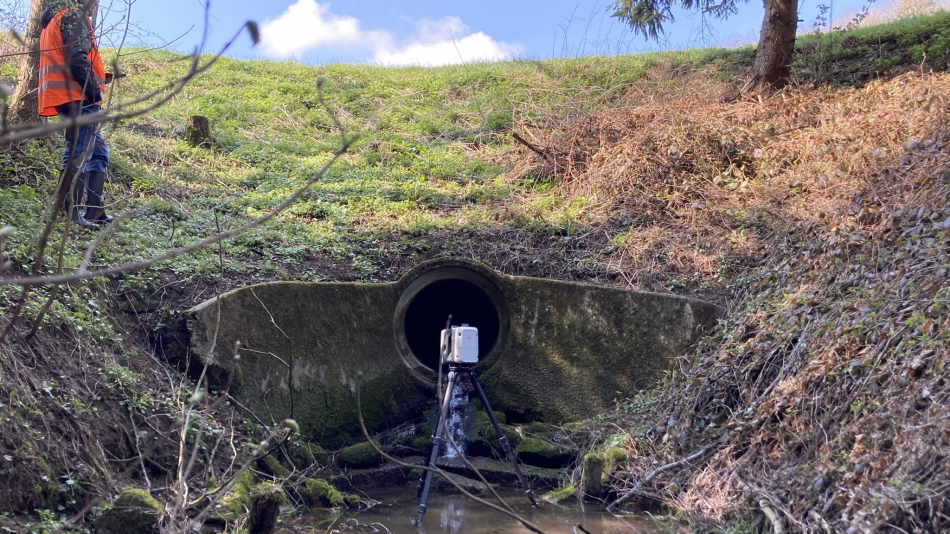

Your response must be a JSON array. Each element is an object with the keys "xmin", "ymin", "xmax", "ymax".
[
  {"xmin": 185, "ymin": 282, "xmax": 431, "ymax": 447},
  {"xmin": 483, "ymin": 275, "xmax": 720, "ymax": 422},
  {"xmin": 179, "ymin": 259, "xmax": 722, "ymax": 447}
]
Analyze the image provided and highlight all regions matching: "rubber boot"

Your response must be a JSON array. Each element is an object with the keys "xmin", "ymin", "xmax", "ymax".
[
  {"xmin": 83, "ymin": 170, "xmax": 113, "ymax": 224},
  {"xmin": 66, "ymin": 171, "xmax": 99, "ymax": 231}
]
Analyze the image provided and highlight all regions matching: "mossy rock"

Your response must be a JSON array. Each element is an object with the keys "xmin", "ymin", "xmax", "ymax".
[
  {"xmin": 219, "ymin": 470, "xmax": 256, "ymax": 519},
  {"xmin": 338, "ymin": 441, "xmax": 383, "ymax": 469},
  {"xmin": 602, "ymin": 446, "xmax": 629, "ymax": 482},
  {"xmin": 521, "ymin": 422, "xmax": 551, "ymax": 435},
  {"xmin": 393, "ymin": 431, "xmax": 431, "ymax": 456},
  {"xmin": 410, "ymin": 435, "xmax": 432, "ymax": 451},
  {"xmin": 541, "ymin": 484, "xmax": 576, "ymax": 504},
  {"xmin": 95, "ymin": 488, "xmax": 162, "ymax": 534},
  {"xmin": 284, "ymin": 441, "xmax": 328, "ymax": 467},
  {"xmin": 301, "ymin": 478, "xmax": 344, "ymax": 507},
  {"xmin": 258, "ymin": 453, "xmax": 291, "ymax": 479},
  {"xmin": 344, "ymin": 493, "xmax": 360, "ymax": 508},
  {"xmin": 311, "ymin": 445, "xmax": 329, "ymax": 466},
  {"xmin": 581, "ymin": 453, "xmax": 604, "ymax": 498},
  {"xmin": 466, "ymin": 410, "xmax": 521, "ymax": 459},
  {"xmin": 563, "ymin": 422, "xmax": 586, "ymax": 432},
  {"xmin": 247, "ymin": 482, "xmax": 286, "ymax": 534},
  {"xmin": 515, "ymin": 437, "xmax": 573, "ymax": 468}
]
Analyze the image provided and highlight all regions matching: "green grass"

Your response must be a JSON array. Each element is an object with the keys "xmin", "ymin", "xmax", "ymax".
[
  {"xmin": 3, "ymin": 51, "xmax": 675, "ymax": 291},
  {"xmin": 793, "ymin": 11, "xmax": 950, "ymax": 85}
]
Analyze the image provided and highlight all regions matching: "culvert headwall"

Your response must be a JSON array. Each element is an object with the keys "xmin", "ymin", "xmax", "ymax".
[{"xmin": 177, "ymin": 259, "xmax": 722, "ymax": 446}]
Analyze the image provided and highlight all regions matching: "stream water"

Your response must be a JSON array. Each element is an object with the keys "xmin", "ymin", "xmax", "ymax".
[
  {"xmin": 280, "ymin": 488, "xmax": 671, "ymax": 534},
  {"xmin": 442, "ymin": 383, "xmax": 470, "ymax": 458}
]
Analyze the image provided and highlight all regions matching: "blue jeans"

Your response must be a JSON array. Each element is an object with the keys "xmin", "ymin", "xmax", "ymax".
[{"xmin": 56, "ymin": 101, "xmax": 109, "ymax": 174}]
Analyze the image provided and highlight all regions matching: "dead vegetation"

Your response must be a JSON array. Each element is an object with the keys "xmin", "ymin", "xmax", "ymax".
[{"xmin": 517, "ymin": 70, "xmax": 950, "ymax": 530}]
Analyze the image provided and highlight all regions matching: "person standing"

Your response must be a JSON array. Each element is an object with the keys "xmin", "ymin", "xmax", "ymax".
[{"xmin": 38, "ymin": 0, "xmax": 111, "ymax": 231}]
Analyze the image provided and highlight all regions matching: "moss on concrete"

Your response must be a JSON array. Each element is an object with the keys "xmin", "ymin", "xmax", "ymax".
[
  {"xmin": 407, "ymin": 470, "xmax": 490, "ymax": 493},
  {"xmin": 581, "ymin": 453, "xmax": 604, "ymax": 498},
  {"xmin": 301, "ymin": 477, "xmax": 343, "ymax": 507},
  {"xmin": 220, "ymin": 469, "xmax": 256, "ymax": 518},
  {"xmin": 94, "ymin": 488, "xmax": 162, "ymax": 534},
  {"xmin": 247, "ymin": 482, "xmax": 286, "ymax": 534},
  {"xmin": 541, "ymin": 484, "xmax": 576, "ymax": 504},
  {"xmin": 187, "ymin": 282, "xmax": 431, "ymax": 449},
  {"xmin": 516, "ymin": 437, "xmax": 573, "ymax": 468},
  {"xmin": 466, "ymin": 410, "xmax": 521, "ymax": 459},
  {"xmin": 258, "ymin": 453, "xmax": 291, "ymax": 479},
  {"xmin": 435, "ymin": 456, "xmax": 567, "ymax": 488},
  {"xmin": 480, "ymin": 275, "xmax": 722, "ymax": 423},
  {"xmin": 338, "ymin": 441, "xmax": 383, "ymax": 469},
  {"xmin": 603, "ymin": 446, "xmax": 629, "ymax": 482}
]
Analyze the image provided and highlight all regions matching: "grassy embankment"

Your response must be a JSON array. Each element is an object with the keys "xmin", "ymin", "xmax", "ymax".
[{"xmin": 0, "ymin": 11, "xmax": 948, "ymax": 532}]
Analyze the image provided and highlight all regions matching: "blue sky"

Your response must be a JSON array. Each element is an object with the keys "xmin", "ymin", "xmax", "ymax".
[{"xmin": 97, "ymin": 0, "xmax": 874, "ymax": 65}]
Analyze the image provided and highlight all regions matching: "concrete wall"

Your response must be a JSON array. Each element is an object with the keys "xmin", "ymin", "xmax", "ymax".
[{"xmin": 180, "ymin": 259, "xmax": 722, "ymax": 446}]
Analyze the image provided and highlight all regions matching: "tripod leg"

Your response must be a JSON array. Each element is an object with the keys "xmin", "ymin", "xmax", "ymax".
[
  {"xmin": 469, "ymin": 373, "xmax": 538, "ymax": 508},
  {"xmin": 416, "ymin": 369, "xmax": 458, "ymax": 525},
  {"xmin": 417, "ymin": 370, "xmax": 446, "ymax": 500}
]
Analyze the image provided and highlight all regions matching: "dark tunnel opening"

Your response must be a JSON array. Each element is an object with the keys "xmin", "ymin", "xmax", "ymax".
[{"xmin": 403, "ymin": 278, "xmax": 501, "ymax": 370}]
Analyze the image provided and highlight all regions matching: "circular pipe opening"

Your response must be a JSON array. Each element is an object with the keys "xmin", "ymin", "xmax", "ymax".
[
  {"xmin": 403, "ymin": 278, "xmax": 501, "ymax": 370},
  {"xmin": 394, "ymin": 262, "xmax": 509, "ymax": 377}
]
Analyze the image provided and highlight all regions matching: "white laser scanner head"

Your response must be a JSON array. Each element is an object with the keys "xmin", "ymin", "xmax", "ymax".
[{"xmin": 442, "ymin": 325, "xmax": 479, "ymax": 364}]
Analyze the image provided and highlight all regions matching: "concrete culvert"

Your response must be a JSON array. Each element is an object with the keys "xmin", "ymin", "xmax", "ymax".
[{"xmin": 180, "ymin": 257, "xmax": 723, "ymax": 445}]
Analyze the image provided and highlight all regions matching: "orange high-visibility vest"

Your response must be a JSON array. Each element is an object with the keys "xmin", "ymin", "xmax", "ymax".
[{"xmin": 37, "ymin": 8, "xmax": 105, "ymax": 117}]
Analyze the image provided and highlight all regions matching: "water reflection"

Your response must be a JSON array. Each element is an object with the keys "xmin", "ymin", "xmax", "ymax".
[
  {"xmin": 438, "ymin": 495, "xmax": 465, "ymax": 533},
  {"xmin": 286, "ymin": 488, "xmax": 671, "ymax": 534}
]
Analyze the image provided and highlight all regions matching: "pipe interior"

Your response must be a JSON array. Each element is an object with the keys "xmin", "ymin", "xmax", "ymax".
[{"xmin": 403, "ymin": 278, "xmax": 501, "ymax": 370}]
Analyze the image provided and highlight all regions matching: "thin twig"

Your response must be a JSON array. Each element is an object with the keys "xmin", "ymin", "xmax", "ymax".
[
  {"xmin": 512, "ymin": 131, "xmax": 549, "ymax": 158},
  {"xmin": 606, "ymin": 447, "xmax": 711, "ymax": 513}
]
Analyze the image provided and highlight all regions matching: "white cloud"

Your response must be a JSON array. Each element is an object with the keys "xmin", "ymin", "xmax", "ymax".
[
  {"xmin": 259, "ymin": 0, "xmax": 389, "ymax": 58},
  {"xmin": 260, "ymin": 1, "xmax": 521, "ymax": 65},
  {"xmin": 373, "ymin": 17, "xmax": 521, "ymax": 66}
]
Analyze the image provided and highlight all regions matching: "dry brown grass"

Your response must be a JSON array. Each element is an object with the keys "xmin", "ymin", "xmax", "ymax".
[
  {"xmin": 510, "ymin": 69, "xmax": 948, "ymax": 294},
  {"xmin": 516, "ymin": 71, "xmax": 950, "ymax": 531}
]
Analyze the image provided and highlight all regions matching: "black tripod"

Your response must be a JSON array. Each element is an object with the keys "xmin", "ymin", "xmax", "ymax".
[{"xmin": 415, "ymin": 363, "xmax": 538, "ymax": 525}]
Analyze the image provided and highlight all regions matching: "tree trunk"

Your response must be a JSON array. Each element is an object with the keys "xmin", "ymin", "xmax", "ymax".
[
  {"xmin": 8, "ymin": 0, "xmax": 50, "ymax": 125},
  {"xmin": 749, "ymin": 0, "xmax": 798, "ymax": 90},
  {"xmin": 185, "ymin": 115, "xmax": 212, "ymax": 146}
]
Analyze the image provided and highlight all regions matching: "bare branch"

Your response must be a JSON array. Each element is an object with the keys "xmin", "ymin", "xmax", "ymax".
[{"xmin": 605, "ymin": 447, "xmax": 711, "ymax": 513}]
